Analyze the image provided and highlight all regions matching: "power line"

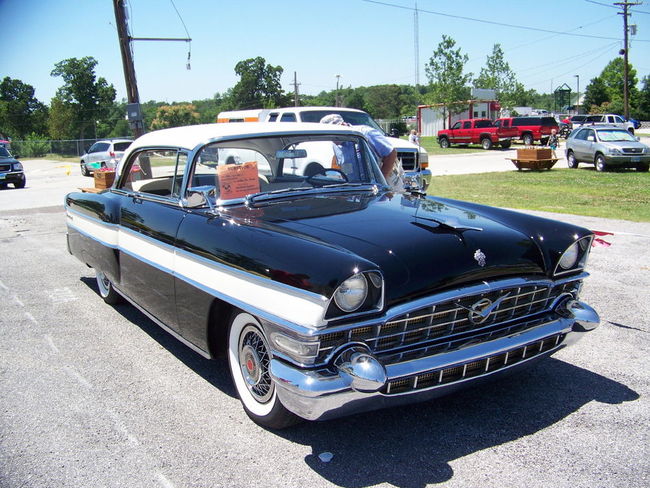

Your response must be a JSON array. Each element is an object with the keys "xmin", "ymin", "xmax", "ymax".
[{"xmin": 362, "ymin": 0, "xmax": 650, "ymax": 41}]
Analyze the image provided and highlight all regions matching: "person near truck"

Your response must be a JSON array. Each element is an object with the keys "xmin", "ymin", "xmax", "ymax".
[
  {"xmin": 547, "ymin": 129, "xmax": 559, "ymax": 158},
  {"xmin": 319, "ymin": 114, "xmax": 398, "ymax": 183}
]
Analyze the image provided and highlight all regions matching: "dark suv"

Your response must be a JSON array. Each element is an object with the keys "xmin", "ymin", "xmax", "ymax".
[
  {"xmin": 494, "ymin": 116, "xmax": 559, "ymax": 145},
  {"xmin": 0, "ymin": 146, "xmax": 25, "ymax": 189}
]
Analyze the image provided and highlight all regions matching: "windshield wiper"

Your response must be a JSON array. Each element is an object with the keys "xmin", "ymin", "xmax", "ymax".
[{"xmin": 246, "ymin": 183, "xmax": 378, "ymax": 206}]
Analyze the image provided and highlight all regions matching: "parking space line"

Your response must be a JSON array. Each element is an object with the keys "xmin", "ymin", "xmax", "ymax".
[
  {"xmin": 13, "ymin": 296, "xmax": 24, "ymax": 307},
  {"xmin": 0, "ymin": 280, "xmax": 8, "ymax": 291},
  {"xmin": 24, "ymin": 312, "xmax": 37, "ymax": 324},
  {"xmin": 156, "ymin": 473, "xmax": 176, "ymax": 488},
  {"xmin": 44, "ymin": 335, "xmax": 59, "ymax": 353},
  {"xmin": 63, "ymin": 366, "xmax": 92, "ymax": 389}
]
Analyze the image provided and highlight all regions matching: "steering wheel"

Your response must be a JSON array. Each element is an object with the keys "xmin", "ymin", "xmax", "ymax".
[{"xmin": 306, "ymin": 168, "xmax": 349, "ymax": 187}]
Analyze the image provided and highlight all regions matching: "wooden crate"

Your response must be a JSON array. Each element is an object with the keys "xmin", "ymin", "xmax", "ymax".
[
  {"xmin": 516, "ymin": 148, "xmax": 552, "ymax": 160},
  {"xmin": 94, "ymin": 171, "xmax": 115, "ymax": 189}
]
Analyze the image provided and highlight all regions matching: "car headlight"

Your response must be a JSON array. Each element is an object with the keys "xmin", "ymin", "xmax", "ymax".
[
  {"xmin": 558, "ymin": 242, "xmax": 580, "ymax": 270},
  {"xmin": 334, "ymin": 273, "xmax": 368, "ymax": 312},
  {"xmin": 13, "ymin": 162, "xmax": 23, "ymax": 171},
  {"xmin": 607, "ymin": 147, "xmax": 622, "ymax": 155},
  {"xmin": 555, "ymin": 237, "xmax": 592, "ymax": 275}
]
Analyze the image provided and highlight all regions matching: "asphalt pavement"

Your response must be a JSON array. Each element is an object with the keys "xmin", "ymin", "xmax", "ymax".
[{"xmin": 0, "ymin": 150, "xmax": 649, "ymax": 488}]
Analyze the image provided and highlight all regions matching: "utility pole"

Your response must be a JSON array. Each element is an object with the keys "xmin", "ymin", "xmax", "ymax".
[
  {"xmin": 113, "ymin": 0, "xmax": 192, "ymax": 138},
  {"xmin": 614, "ymin": 1, "xmax": 641, "ymax": 120},
  {"xmin": 292, "ymin": 72, "xmax": 300, "ymax": 107},
  {"xmin": 113, "ymin": 0, "xmax": 144, "ymax": 137},
  {"xmin": 414, "ymin": 2, "xmax": 419, "ymax": 87},
  {"xmin": 335, "ymin": 74, "xmax": 342, "ymax": 107}
]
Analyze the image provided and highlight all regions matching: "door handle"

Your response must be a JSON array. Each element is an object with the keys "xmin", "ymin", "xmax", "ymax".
[{"xmin": 132, "ymin": 196, "xmax": 142, "ymax": 204}]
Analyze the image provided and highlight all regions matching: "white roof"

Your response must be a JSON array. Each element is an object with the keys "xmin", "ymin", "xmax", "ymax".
[{"xmin": 126, "ymin": 122, "xmax": 362, "ymax": 153}]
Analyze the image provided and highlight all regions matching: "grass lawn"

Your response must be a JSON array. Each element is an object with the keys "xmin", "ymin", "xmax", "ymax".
[{"xmin": 429, "ymin": 168, "xmax": 650, "ymax": 222}]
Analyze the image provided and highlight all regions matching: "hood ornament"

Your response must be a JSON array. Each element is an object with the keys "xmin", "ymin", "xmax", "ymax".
[{"xmin": 474, "ymin": 249, "xmax": 487, "ymax": 267}]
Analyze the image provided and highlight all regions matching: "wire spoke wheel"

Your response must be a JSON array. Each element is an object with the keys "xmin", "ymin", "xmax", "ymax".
[{"xmin": 239, "ymin": 325, "xmax": 273, "ymax": 404}]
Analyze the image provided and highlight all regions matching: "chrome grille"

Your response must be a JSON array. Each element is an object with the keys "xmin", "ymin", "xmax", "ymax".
[
  {"xmin": 0, "ymin": 164, "xmax": 11, "ymax": 172},
  {"xmin": 384, "ymin": 334, "xmax": 565, "ymax": 394},
  {"xmin": 622, "ymin": 148, "xmax": 642, "ymax": 154},
  {"xmin": 397, "ymin": 151, "xmax": 418, "ymax": 171},
  {"xmin": 317, "ymin": 280, "xmax": 580, "ymax": 363}
]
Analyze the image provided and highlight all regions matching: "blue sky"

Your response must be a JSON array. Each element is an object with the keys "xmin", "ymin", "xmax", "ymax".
[{"xmin": 2, "ymin": 0, "xmax": 649, "ymax": 105}]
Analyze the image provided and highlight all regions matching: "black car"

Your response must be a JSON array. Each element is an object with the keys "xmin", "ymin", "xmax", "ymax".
[
  {"xmin": 0, "ymin": 146, "xmax": 25, "ymax": 189},
  {"xmin": 65, "ymin": 123, "xmax": 600, "ymax": 428}
]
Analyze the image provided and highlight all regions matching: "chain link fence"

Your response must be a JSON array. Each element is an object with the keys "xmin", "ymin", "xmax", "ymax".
[{"xmin": 10, "ymin": 137, "xmax": 131, "ymax": 158}]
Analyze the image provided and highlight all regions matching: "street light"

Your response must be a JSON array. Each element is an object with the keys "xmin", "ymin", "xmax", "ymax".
[
  {"xmin": 335, "ymin": 74, "xmax": 341, "ymax": 107},
  {"xmin": 574, "ymin": 74, "xmax": 580, "ymax": 114}
]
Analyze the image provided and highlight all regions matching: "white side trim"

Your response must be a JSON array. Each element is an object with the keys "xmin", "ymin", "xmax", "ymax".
[{"xmin": 66, "ymin": 209, "xmax": 328, "ymax": 327}]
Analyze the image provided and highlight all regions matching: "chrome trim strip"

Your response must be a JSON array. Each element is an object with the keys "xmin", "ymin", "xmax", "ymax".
[{"xmin": 66, "ymin": 206, "xmax": 330, "ymax": 329}]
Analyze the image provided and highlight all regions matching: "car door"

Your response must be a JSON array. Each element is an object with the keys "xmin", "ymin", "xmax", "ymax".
[
  {"xmin": 448, "ymin": 121, "xmax": 462, "ymax": 143},
  {"xmin": 459, "ymin": 121, "xmax": 472, "ymax": 143},
  {"xmin": 575, "ymin": 128, "xmax": 597, "ymax": 161},
  {"xmin": 570, "ymin": 128, "xmax": 590, "ymax": 161},
  {"xmin": 112, "ymin": 147, "xmax": 190, "ymax": 329}
]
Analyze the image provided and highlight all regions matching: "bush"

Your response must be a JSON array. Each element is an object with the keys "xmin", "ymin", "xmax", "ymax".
[{"xmin": 12, "ymin": 133, "xmax": 51, "ymax": 158}]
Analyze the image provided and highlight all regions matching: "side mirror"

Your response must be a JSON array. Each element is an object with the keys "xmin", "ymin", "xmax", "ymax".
[
  {"xmin": 587, "ymin": 136, "xmax": 595, "ymax": 142},
  {"xmin": 636, "ymin": 136, "xmax": 641, "ymax": 142},
  {"xmin": 183, "ymin": 186, "xmax": 216, "ymax": 211}
]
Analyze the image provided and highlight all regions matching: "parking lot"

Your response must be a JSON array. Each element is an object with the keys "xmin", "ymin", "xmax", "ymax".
[{"xmin": 1, "ymin": 155, "xmax": 649, "ymax": 487}]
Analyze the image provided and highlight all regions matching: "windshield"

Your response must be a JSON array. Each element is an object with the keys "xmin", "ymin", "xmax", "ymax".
[
  {"xmin": 190, "ymin": 133, "xmax": 385, "ymax": 205},
  {"xmin": 299, "ymin": 110, "xmax": 383, "ymax": 131},
  {"xmin": 597, "ymin": 130, "xmax": 637, "ymax": 142},
  {"xmin": 0, "ymin": 147, "xmax": 11, "ymax": 158}
]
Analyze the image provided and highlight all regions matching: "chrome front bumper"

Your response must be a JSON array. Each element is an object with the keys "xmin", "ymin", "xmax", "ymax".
[{"xmin": 270, "ymin": 301, "xmax": 599, "ymax": 421}]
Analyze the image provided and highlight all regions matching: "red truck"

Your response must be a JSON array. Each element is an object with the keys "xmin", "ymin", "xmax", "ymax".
[{"xmin": 437, "ymin": 118, "xmax": 515, "ymax": 150}]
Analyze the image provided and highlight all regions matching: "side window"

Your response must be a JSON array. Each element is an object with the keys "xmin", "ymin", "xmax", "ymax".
[
  {"xmin": 268, "ymin": 113, "xmax": 278, "ymax": 122},
  {"xmin": 91, "ymin": 142, "xmax": 109, "ymax": 153},
  {"xmin": 280, "ymin": 113, "xmax": 297, "ymax": 122},
  {"xmin": 451, "ymin": 122, "xmax": 461, "ymax": 130},
  {"xmin": 574, "ymin": 129, "xmax": 588, "ymax": 140},
  {"xmin": 463, "ymin": 121, "xmax": 471, "ymax": 129},
  {"xmin": 118, "ymin": 149, "xmax": 185, "ymax": 198},
  {"xmin": 586, "ymin": 129, "xmax": 595, "ymax": 141},
  {"xmin": 614, "ymin": 116, "xmax": 624, "ymax": 124},
  {"xmin": 503, "ymin": 119, "xmax": 510, "ymax": 128},
  {"xmin": 494, "ymin": 119, "xmax": 501, "ymax": 127}
]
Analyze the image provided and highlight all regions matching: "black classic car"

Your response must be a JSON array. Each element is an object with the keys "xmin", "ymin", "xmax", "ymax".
[{"xmin": 65, "ymin": 123, "xmax": 600, "ymax": 428}]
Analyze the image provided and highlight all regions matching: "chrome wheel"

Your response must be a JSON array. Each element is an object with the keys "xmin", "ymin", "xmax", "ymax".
[
  {"xmin": 227, "ymin": 311, "xmax": 299, "ymax": 428},
  {"xmin": 239, "ymin": 325, "xmax": 273, "ymax": 404},
  {"xmin": 95, "ymin": 270, "xmax": 121, "ymax": 304},
  {"xmin": 595, "ymin": 155, "xmax": 607, "ymax": 172},
  {"xmin": 481, "ymin": 138, "xmax": 493, "ymax": 150},
  {"xmin": 523, "ymin": 134, "xmax": 534, "ymax": 146},
  {"xmin": 439, "ymin": 137, "xmax": 450, "ymax": 149},
  {"xmin": 567, "ymin": 151, "xmax": 578, "ymax": 169}
]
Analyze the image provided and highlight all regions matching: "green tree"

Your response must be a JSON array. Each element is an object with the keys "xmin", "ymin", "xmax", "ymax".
[
  {"xmin": 637, "ymin": 75, "xmax": 650, "ymax": 120},
  {"xmin": 150, "ymin": 104, "xmax": 200, "ymax": 130},
  {"xmin": 0, "ymin": 77, "xmax": 48, "ymax": 139},
  {"xmin": 473, "ymin": 44, "xmax": 519, "ymax": 108},
  {"xmin": 425, "ymin": 35, "xmax": 472, "ymax": 127},
  {"xmin": 582, "ymin": 76, "xmax": 610, "ymax": 112},
  {"xmin": 230, "ymin": 57, "xmax": 287, "ymax": 109},
  {"xmin": 364, "ymin": 85, "xmax": 403, "ymax": 119},
  {"xmin": 47, "ymin": 95, "xmax": 77, "ymax": 139},
  {"xmin": 599, "ymin": 58, "xmax": 638, "ymax": 108},
  {"xmin": 50, "ymin": 56, "xmax": 116, "ymax": 139}
]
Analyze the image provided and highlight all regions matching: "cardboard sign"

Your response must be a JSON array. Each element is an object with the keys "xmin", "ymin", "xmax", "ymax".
[{"xmin": 217, "ymin": 161, "xmax": 260, "ymax": 200}]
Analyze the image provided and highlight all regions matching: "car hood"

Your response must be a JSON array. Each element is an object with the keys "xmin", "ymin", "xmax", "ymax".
[
  {"xmin": 599, "ymin": 141, "xmax": 648, "ymax": 150},
  {"xmin": 226, "ymin": 191, "xmax": 547, "ymax": 304},
  {"xmin": 0, "ymin": 157, "xmax": 18, "ymax": 164}
]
